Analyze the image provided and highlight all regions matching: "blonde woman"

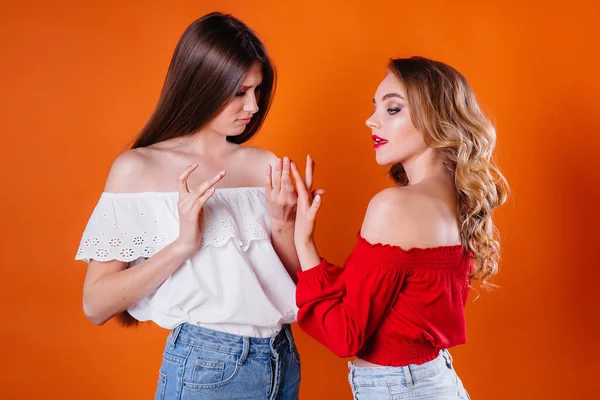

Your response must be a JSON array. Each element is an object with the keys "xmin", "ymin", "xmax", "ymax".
[{"xmin": 291, "ymin": 57, "xmax": 508, "ymax": 399}]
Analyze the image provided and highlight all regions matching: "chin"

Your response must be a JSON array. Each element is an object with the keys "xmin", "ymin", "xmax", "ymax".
[
  {"xmin": 375, "ymin": 153, "xmax": 393, "ymax": 166},
  {"xmin": 234, "ymin": 125, "xmax": 249, "ymax": 135},
  {"xmin": 377, "ymin": 146, "xmax": 411, "ymax": 164},
  {"xmin": 224, "ymin": 127, "xmax": 245, "ymax": 137}
]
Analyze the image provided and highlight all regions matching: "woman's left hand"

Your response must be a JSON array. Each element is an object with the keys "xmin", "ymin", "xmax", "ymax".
[{"xmin": 265, "ymin": 157, "xmax": 298, "ymax": 229}]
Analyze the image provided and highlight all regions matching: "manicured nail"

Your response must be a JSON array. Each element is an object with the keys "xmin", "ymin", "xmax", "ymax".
[{"xmin": 213, "ymin": 171, "xmax": 225, "ymax": 180}]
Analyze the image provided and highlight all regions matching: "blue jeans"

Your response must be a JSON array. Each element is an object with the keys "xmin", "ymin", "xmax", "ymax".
[
  {"xmin": 155, "ymin": 323, "xmax": 301, "ymax": 400},
  {"xmin": 348, "ymin": 350, "xmax": 470, "ymax": 399}
]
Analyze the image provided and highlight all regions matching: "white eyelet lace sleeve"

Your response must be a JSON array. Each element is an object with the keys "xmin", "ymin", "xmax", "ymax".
[
  {"xmin": 75, "ymin": 189, "xmax": 272, "ymax": 263},
  {"xmin": 75, "ymin": 193, "xmax": 180, "ymax": 263}
]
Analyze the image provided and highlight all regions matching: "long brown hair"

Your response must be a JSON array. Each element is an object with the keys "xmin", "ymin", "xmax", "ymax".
[
  {"xmin": 388, "ymin": 57, "xmax": 508, "ymax": 286},
  {"xmin": 132, "ymin": 12, "xmax": 276, "ymax": 149},
  {"xmin": 120, "ymin": 12, "xmax": 275, "ymax": 326}
]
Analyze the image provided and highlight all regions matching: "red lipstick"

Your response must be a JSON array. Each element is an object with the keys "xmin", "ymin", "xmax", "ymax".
[{"xmin": 372, "ymin": 135, "xmax": 388, "ymax": 149}]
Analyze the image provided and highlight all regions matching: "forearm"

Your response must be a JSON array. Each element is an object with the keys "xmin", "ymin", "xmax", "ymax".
[
  {"xmin": 271, "ymin": 221, "xmax": 301, "ymax": 282},
  {"xmin": 83, "ymin": 241, "xmax": 192, "ymax": 324},
  {"xmin": 295, "ymin": 239, "xmax": 322, "ymax": 271},
  {"xmin": 296, "ymin": 249, "xmax": 406, "ymax": 358}
]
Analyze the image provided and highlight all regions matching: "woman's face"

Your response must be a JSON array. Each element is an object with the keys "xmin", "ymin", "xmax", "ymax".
[
  {"xmin": 208, "ymin": 62, "xmax": 263, "ymax": 137},
  {"xmin": 366, "ymin": 72, "xmax": 427, "ymax": 166}
]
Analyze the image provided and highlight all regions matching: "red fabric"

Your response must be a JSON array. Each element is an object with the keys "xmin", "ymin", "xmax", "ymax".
[{"xmin": 296, "ymin": 233, "xmax": 472, "ymax": 366}]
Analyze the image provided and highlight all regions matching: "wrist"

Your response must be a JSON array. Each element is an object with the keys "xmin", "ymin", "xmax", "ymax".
[
  {"xmin": 296, "ymin": 241, "xmax": 321, "ymax": 271},
  {"xmin": 271, "ymin": 219, "xmax": 295, "ymax": 233},
  {"xmin": 170, "ymin": 239, "xmax": 196, "ymax": 259},
  {"xmin": 295, "ymin": 236, "xmax": 316, "ymax": 251}
]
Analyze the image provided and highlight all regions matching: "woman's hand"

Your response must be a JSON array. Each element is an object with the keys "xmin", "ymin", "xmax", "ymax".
[
  {"xmin": 265, "ymin": 157, "xmax": 298, "ymax": 230},
  {"xmin": 290, "ymin": 155, "xmax": 322, "ymax": 247},
  {"xmin": 174, "ymin": 163, "xmax": 225, "ymax": 256}
]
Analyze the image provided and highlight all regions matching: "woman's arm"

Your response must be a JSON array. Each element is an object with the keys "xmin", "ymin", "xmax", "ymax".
[
  {"xmin": 83, "ymin": 241, "xmax": 193, "ymax": 325},
  {"xmin": 82, "ymin": 155, "xmax": 224, "ymax": 324},
  {"xmin": 264, "ymin": 157, "xmax": 301, "ymax": 280},
  {"xmin": 291, "ymin": 165, "xmax": 407, "ymax": 356}
]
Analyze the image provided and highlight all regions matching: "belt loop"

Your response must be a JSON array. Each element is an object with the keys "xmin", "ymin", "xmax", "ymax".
[
  {"xmin": 443, "ymin": 349, "xmax": 453, "ymax": 368},
  {"xmin": 283, "ymin": 324, "xmax": 295, "ymax": 353},
  {"xmin": 348, "ymin": 362, "xmax": 358, "ymax": 399},
  {"xmin": 402, "ymin": 365, "xmax": 414, "ymax": 388},
  {"xmin": 237, "ymin": 336, "xmax": 250, "ymax": 366},
  {"xmin": 170, "ymin": 324, "xmax": 183, "ymax": 350},
  {"xmin": 270, "ymin": 327, "xmax": 284, "ymax": 356}
]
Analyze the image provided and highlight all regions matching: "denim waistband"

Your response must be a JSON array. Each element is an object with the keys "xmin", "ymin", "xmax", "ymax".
[
  {"xmin": 349, "ymin": 350, "xmax": 453, "ymax": 387},
  {"xmin": 169, "ymin": 323, "xmax": 294, "ymax": 358}
]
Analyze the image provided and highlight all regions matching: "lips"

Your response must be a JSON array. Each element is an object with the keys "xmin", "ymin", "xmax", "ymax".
[
  {"xmin": 372, "ymin": 135, "xmax": 388, "ymax": 148},
  {"xmin": 236, "ymin": 117, "xmax": 252, "ymax": 125}
]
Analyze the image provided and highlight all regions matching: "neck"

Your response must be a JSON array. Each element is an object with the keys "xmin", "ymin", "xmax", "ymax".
[
  {"xmin": 402, "ymin": 148, "xmax": 452, "ymax": 186},
  {"xmin": 179, "ymin": 128, "xmax": 233, "ymax": 158}
]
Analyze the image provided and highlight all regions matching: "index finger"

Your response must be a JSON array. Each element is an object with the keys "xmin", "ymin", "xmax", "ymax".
[
  {"xmin": 264, "ymin": 164, "xmax": 273, "ymax": 193},
  {"xmin": 190, "ymin": 170, "xmax": 226, "ymax": 200},
  {"xmin": 177, "ymin": 163, "xmax": 198, "ymax": 196},
  {"xmin": 291, "ymin": 161, "xmax": 310, "ymax": 201},
  {"xmin": 304, "ymin": 154, "xmax": 314, "ymax": 189}
]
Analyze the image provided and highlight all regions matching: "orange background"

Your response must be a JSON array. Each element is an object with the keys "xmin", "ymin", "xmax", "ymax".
[{"xmin": 2, "ymin": 0, "xmax": 599, "ymax": 399}]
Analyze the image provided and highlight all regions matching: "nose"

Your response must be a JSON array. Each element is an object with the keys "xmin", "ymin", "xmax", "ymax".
[
  {"xmin": 243, "ymin": 92, "xmax": 259, "ymax": 114},
  {"xmin": 366, "ymin": 118, "xmax": 380, "ymax": 129}
]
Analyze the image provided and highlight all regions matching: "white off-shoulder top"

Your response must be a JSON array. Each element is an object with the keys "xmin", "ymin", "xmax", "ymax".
[{"xmin": 75, "ymin": 187, "xmax": 297, "ymax": 337}]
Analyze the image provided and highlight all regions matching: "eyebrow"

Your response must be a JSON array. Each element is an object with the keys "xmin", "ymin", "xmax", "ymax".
[
  {"xmin": 373, "ymin": 93, "xmax": 405, "ymax": 103},
  {"xmin": 240, "ymin": 83, "xmax": 263, "ymax": 90}
]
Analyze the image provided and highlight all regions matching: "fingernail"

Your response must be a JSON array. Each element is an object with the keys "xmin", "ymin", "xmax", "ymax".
[
  {"xmin": 276, "ymin": 158, "xmax": 282, "ymax": 164},
  {"xmin": 284, "ymin": 157, "xmax": 289, "ymax": 164},
  {"xmin": 315, "ymin": 195, "xmax": 321, "ymax": 202},
  {"xmin": 213, "ymin": 171, "xmax": 225, "ymax": 180},
  {"xmin": 190, "ymin": 163, "xmax": 198, "ymax": 167}
]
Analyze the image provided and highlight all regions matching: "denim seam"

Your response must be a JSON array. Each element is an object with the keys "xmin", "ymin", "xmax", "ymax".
[
  {"xmin": 391, "ymin": 388, "xmax": 457, "ymax": 399},
  {"xmin": 156, "ymin": 372, "xmax": 167, "ymax": 400},
  {"xmin": 182, "ymin": 361, "xmax": 241, "ymax": 391},
  {"xmin": 162, "ymin": 352, "xmax": 185, "ymax": 366},
  {"xmin": 179, "ymin": 342, "xmax": 239, "ymax": 356}
]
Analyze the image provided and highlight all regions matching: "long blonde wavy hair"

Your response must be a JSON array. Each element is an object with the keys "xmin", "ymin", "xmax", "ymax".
[{"xmin": 388, "ymin": 57, "xmax": 509, "ymax": 285}]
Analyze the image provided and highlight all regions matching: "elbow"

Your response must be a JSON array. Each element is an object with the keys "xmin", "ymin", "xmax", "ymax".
[
  {"xmin": 331, "ymin": 343, "xmax": 360, "ymax": 358},
  {"xmin": 82, "ymin": 295, "xmax": 109, "ymax": 326},
  {"xmin": 329, "ymin": 331, "xmax": 364, "ymax": 358},
  {"xmin": 297, "ymin": 320, "xmax": 363, "ymax": 358}
]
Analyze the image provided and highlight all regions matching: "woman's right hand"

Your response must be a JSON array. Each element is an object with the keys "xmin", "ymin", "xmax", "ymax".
[
  {"xmin": 290, "ymin": 157, "xmax": 322, "ymax": 247},
  {"xmin": 174, "ymin": 163, "xmax": 225, "ymax": 256}
]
